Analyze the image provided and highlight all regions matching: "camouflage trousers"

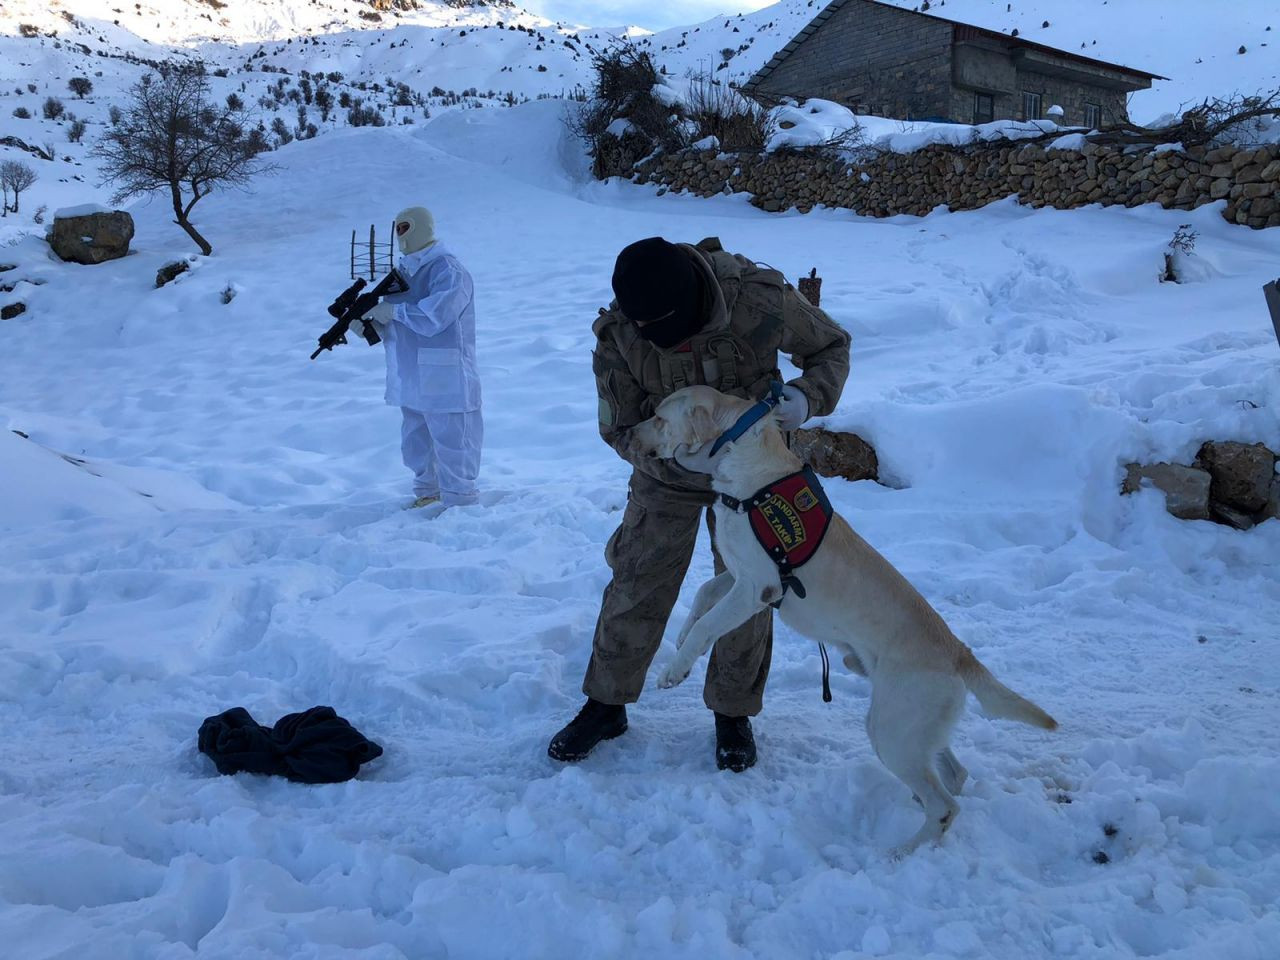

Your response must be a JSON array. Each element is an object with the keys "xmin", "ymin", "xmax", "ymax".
[{"xmin": 583, "ymin": 472, "xmax": 773, "ymax": 717}]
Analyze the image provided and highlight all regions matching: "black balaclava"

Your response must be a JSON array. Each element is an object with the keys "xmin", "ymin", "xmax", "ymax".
[{"xmin": 611, "ymin": 237, "xmax": 708, "ymax": 349}]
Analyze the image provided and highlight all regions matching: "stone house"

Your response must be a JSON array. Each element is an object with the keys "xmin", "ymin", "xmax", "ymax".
[{"xmin": 743, "ymin": 0, "xmax": 1164, "ymax": 128}]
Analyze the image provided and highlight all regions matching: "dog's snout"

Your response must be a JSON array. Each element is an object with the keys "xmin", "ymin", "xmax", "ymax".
[{"xmin": 621, "ymin": 430, "xmax": 658, "ymax": 461}]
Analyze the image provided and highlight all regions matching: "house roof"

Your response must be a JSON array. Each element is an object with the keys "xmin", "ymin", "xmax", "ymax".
[{"xmin": 743, "ymin": 0, "xmax": 1168, "ymax": 94}]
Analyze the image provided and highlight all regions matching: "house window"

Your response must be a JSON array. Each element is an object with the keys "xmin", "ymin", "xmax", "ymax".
[
  {"xmin": 1084, "ymin": 102, "xmax": 1102, "ymax": 128},
  {"xmin": 1022, "ymin": 91, "xmax": 1042, "ymax": 121},
  {"xmin": 973, "ymin": 93, "xmax": 994, "ymax": 124}
]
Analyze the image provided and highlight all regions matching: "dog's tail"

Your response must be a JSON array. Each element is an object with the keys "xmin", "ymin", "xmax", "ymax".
[{"xmin": 959, "ymin": 652, "xmax": 1057, "ymax": 730}]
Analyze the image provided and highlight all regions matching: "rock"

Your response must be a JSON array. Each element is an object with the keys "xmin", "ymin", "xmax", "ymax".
[
  {"xmin": 1, "ymin": 302, "xmax": 26, "ymax": 320},
  {"xmin": 1209, "ymin": 178, "xmax": 1232, "ymax": 200},
  {"xmin": 1250, "ymin": 198, "xmax": 1278, "ymax": 219},
  {"xmin": 1232, "ymin": 149, "xmax": 1258, "ymax": 170},
  {"xmin": 1122, "ymin": 462, "xmax": 1211, "ymax": 520},
  {"xmin": 1266, "ymin": 477, "xmax": 1280, "ymax": 522},
  {"xmin": 50, "ymin": 210, "xmax": 135, "ymax": 265},
  {"xmin": 791, "ymin": 427, "xmax": 878, "ymax": 483},
  {"xmin": 1195, "ymin": 441, "xmax": 1277, "ymax": 514},
  {"xmin": 155, "ymin": 260, "xmax": 190, "ymax": 288},
  {"xmin": 1210, "ymin": 502, "xmax": 1256, "ymax": 531}
]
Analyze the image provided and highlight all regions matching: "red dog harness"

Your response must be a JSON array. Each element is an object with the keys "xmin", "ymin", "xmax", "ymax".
[{"xmin": 718, "ymin": 465, "xmax": 833, "ymax": 606}]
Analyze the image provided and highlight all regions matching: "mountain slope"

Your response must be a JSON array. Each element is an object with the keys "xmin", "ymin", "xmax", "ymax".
[{"xmin": 2, "ymin": 1, "xmax": 1277, "ymax": 119}]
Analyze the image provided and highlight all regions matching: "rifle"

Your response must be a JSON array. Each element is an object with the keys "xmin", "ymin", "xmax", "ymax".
[{"xmin": 311, "ymin": 267, "xmax": 410, "ymax": 360}]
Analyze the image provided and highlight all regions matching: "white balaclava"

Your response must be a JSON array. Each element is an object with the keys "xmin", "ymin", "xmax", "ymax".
[{"xmin": 394, "ymin": 206, "xmax": 436, "ymax": 255}]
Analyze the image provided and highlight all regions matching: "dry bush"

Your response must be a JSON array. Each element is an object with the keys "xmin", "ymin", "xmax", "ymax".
[
  {"xmin": 566, "ymin": 43, "xmax": 685, "ymax": 177},
  {"xmin": 684, "ymin": 74, "xmax": 774, "ymax": 152}
]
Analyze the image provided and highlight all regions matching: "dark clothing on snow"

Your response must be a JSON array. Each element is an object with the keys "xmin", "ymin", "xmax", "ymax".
[{"xmin": 198, "ymin": 706, "xmax": 383, "ymax": 784}]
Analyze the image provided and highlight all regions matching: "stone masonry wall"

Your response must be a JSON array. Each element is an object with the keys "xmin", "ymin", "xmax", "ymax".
[
  {"xmin": 754, "ymin": 0, "xmax": 954, "ymax": 120},
  {"xmin": 626, "ymin": 140, "xmax": 1280, "ymax": 230},
  {"xmin": 1010, "ymin": 70, "xmax": 1128, "ymax": 127}
]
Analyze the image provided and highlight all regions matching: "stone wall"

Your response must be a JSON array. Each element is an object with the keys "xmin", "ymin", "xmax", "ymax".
[
  {"xmin": 753, "ymin": 0, "xmax": 955, "ymax": 120},
  {"xmin": 1001, "ymin": 69, "xmax": 1127, "ymax": 128},
  {"xmin": 626, "ymin": 139, "xmax": 1280, "ymax": 230}
]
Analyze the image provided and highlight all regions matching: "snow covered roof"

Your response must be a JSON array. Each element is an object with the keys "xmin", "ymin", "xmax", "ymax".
[{"xmin": 744, "ymin": 0, "xmax": 1167, "ymax": 96}]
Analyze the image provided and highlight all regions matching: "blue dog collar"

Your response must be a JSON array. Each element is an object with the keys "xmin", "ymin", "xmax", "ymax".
[{"xmin": 708, "ymin": 381, "xmax": 786, "ymax": 457}]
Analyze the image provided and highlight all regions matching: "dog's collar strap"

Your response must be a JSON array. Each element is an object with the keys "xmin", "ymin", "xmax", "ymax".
[
  {"xmin": 707, "ymin": 381, "xmax": 785, "ymax": 457},
  {"xmin": 718, "ymin": 464, "xmax": 833, "ymax": 605}
]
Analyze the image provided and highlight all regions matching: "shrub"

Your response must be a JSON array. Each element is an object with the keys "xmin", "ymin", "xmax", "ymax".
[
  {"xmin": 12, "ymin": 107, "xmax": 31, "ymax": 119},
  {"xmin": 347, "ymin": 101, "xmax": 385, "ymax": 127},
  {"xmin": 685, "ymin": 73, "xmax": 774, "ymax": 152},
  {"xmin": 42, "ymin": 97, "xmax": 65, "ymax": 120},
  {"xmin": 271, "ymin": 116, "xmax": 293, "ymax": 145},
  {"xmin": 67, "ymin": 118, "xmax": 88, "ymax": 142},
  {"xmin": 314, "ymin": 87, "xmax": 333, "ymax": 121},
  {"xmin": 1161, "ymin": 224, "xmax": 1198, "ymax": 283},
  {"xmin": 569, "ymin": 44, "xmax": 686, "ymax": 178}
]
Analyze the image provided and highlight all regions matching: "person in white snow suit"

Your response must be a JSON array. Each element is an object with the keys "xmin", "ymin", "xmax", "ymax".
[{"xmin": 354, "ymin": 206, "xmax": 483, "ymax": 509}]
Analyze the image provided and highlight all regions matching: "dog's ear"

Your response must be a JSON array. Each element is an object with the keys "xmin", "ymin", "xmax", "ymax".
[{"xmin": 688, "ymin": 404, "xmax": 721, "ymax": 445}]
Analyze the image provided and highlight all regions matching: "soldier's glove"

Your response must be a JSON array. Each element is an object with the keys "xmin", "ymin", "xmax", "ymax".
[
  {"xmin": 352, "ymin": 301, "xmax": 396, "ymax": 340},
  {"xmin": 776, "ymin": 383, "xmax": 810, "ymax": 431}
]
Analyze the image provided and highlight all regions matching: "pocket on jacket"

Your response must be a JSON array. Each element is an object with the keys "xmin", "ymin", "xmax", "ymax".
[
  {"xmin": 416, "ymin": 348, "xmax": 465, "ymax": 399},
  {"xmin": 418, "ymin": 347, "xmax": 462, "ymax": 368}
]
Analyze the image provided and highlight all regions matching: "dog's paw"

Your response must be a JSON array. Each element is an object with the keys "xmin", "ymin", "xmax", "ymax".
[
  {"xmin": 886, "ymin": 843, "xmax": 913, "ymax": 863},
  {"xmin": 657, "ymin": 663, "xmax": 691, "ymax": 689}
]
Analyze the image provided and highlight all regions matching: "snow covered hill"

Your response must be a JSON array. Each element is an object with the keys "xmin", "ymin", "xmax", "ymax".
[
  {"xmin": 0, "ymin": 0, "xmax": 1276, "ymax": 222},
  {"xmin": 1, "ymin": 98, "xmax": 1278, "ymax": 959},
  {"xmin": 2, "ymin": 3, "xmax": 1280, "ymax": 958},
  {"xmin": 1, "ymin": 0, "xmax": 1277, "ymax": 124}
]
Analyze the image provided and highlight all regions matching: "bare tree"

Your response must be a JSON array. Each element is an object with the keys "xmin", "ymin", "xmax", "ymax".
[
  {"xmin": 0, "ymin": 160, "xmax": 38, "ymax": 215},
  {"xmin": 91, "ymin": 63, "xmax": 271, "ymax": 255},
  {"xmin": 68, "ymin": 77, "xmax": 93, "ymax": 98}
]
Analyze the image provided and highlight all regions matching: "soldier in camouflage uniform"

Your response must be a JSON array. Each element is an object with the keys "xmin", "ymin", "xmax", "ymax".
[{"xmin": 548, "ymin": 236, "xmax": 851, "ymax": 771}]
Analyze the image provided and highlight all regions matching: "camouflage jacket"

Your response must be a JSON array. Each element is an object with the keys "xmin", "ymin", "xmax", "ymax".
[{"xmin": 593, "ymin": 237, "xmax": 851, "ymax": 502}]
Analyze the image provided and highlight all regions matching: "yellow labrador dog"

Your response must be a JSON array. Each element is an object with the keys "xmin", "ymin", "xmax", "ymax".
[{"xmin": 628, "ymin": 385, "xmax": 1056, "ymax": 856}]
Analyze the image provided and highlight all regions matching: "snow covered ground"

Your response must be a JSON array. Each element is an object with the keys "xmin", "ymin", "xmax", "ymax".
[
  {"xmin": 2, "ymin": 98, "xmax": 1280, "ymax": 958},
  {"xmin": 2, "ymin": 0, "xmax": 1278, "ymax": 124}
]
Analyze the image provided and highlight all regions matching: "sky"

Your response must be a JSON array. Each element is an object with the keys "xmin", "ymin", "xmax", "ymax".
[{"xmin": 520, "ymin": 0, "xmax": 778, "ymax": 31}]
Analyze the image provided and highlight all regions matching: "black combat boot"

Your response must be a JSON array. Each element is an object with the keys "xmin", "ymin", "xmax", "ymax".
[
  {"xmin": 547, "ymin": 698, "xmax": 628, "ymax": 762},
  {"xmin": 714, "ymin": 713, "xmax": 757, "ymax": 772}
]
